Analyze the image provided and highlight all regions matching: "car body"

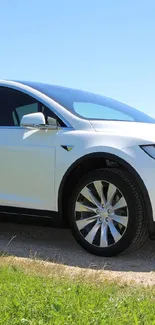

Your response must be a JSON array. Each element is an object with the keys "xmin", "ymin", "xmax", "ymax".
[{"xmin": 0, "ymin": 79, "xmax": 155, "ymax": 256}]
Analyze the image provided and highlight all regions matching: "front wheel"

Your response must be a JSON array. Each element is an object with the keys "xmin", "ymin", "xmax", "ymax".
[{"xmin": 68, "ymin": 168, "xmax": 148, "ymax": 257}]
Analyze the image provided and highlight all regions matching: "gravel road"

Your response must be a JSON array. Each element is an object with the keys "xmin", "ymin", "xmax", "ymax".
[{"xmin": 0, "ymin": 214, "xmax": 155, "ymax": 275}]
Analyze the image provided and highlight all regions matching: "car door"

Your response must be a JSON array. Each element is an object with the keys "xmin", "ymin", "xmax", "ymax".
[{"xmin": 0, "ymin": 86, "xmax": 58, "ymax": 211}]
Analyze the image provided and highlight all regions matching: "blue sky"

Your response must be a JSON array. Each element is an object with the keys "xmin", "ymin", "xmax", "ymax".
[{"xmin": 0, "ymin": 0, "xmax": 155, "ymax": 116}]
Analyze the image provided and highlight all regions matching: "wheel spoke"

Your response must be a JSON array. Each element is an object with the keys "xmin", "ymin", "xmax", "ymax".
[
  {"xmin": 81, "ymin": 187, "xmax": 101, "ymax": 207},
  {"xmin": 85, "ymin": 221, "xmax": 101, "ymax": 244},
  {"xmin": 113, "ymin": 196, "xmax": 127, "ymax": 211},
  {"xmin": 76, "ymin": 215, "xmax": 99, "ymax": 230},
  {"xmin": 80, "ymin": 187, "xmax": 93, "ymax": 203},
  {"xmin": 94, "ymin": 181, "xmax": 106, "ymax": 205},
  {"xmin": 111, "ymin": 213, "xmax": 128, "ymax": 227},
  {"xmin": 93, "ymin": 181, "xmax": 101, "ymax": 198},
  {"xmin": 107, "ymin": 183, "xmax": 117, "ymax": 205},
  {"xmin": 100, "ymin": 222, "xmax": 108, "ymax": 247},
  {"xmin": 101, "ymin": 186, "xmax": 106, "ymax": 205},
  {"xmin": 108, "ymin": 220, "xmax": 122, "ymax": 243},
  {"xmin": 75, "ymin": 202, "xmax": 97, "ymax": 213},
  {"xmin": 89, "ymin": 191, "xmax": 101, "ymax": 208}
]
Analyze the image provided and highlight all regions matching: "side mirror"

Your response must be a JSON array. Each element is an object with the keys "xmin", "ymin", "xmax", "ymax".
[{"xmin": 20, "ymin": 112, "xmax": 58, "ymax": 130}]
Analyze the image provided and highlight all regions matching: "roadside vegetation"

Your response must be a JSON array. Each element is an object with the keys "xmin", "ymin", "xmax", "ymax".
[{"xmin": 0, "ymin": 257, "xmax": 155, "ymax": 325}]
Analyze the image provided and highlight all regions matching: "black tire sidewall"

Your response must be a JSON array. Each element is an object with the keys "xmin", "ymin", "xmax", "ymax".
[{"xmin": 68, "ymin": 169, "xmax": 142, "ymax": 257}]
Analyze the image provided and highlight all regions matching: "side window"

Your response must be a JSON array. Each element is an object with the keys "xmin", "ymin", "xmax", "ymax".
[
  {"xmin": 41, "ymin": 105, "xmax": 66, "ymax": 127},
  {"xmin": 0, "ymin": 87, "xmax": 39, "ymax": 126},
  {"xmin": 15, "ymin": 103, "xmax": 38, "ymax": 121},
  {"xmin": 0, "ymin": 87, "xmax": 66, "ymax": 127},
  {"xmin": 14, "ymin": 103, "xmax": 38, "ymax": 125}
]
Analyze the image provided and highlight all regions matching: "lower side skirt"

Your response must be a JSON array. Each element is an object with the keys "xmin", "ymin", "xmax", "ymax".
[{"xmin": 0, "ymin": 206, "xmax": 65, "ymax": 228}]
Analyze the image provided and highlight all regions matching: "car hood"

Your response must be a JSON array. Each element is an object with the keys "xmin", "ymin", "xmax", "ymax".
[{"xmin": 90, "ymin": 120, "xmax": 155, "ymax": 143}]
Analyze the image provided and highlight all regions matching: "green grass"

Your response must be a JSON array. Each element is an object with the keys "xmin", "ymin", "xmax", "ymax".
[{"xmin": 0, "ymin": 263, "xmax": 155, "ymax": 325}]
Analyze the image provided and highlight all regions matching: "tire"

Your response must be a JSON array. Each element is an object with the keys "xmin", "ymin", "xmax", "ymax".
[{"xmin": 68, "ymin": 168, "xmax": 148, "ymax": 257}]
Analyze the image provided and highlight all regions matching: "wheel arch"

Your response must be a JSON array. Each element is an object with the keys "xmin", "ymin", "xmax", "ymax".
[{"xmin": 58, "ymin": 152, "xmax": 154, "ymax": 234}]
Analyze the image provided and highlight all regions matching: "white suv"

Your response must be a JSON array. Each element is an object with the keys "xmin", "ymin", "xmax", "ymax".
[{"xmin": 0, "ymin": 79, "xmax": 155, "ymax": 257}]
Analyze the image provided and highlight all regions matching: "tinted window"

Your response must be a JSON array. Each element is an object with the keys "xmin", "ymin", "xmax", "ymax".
[
  {"xmin": 0, "ymin": 87, "xmax": 65, "ymax": 126},
  {"xmin": 15, "ymin": 103, "xmax": 38, "ymax": 122},
  {"xmin": 0, "ymin": 87, "xmax": 39, "ymax": 126}
]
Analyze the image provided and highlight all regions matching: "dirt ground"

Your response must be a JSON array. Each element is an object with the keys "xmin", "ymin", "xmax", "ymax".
[{"xmin": 0, "ymin": 215, "xmax": 155, "ymax": 286}]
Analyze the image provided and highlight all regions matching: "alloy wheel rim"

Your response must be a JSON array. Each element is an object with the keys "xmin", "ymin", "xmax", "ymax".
[{"xmin": 75, "ymin": 180, "xmax": 129, "ymax": 248}]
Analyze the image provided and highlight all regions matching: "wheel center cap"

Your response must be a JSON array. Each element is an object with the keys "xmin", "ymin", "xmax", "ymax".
[{"xmin": 99, "ymin": 208, "xmax": 108, "ymax": 220}]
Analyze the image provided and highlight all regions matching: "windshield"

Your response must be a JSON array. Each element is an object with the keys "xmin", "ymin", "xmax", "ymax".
[{"xmin": 18, "ymin": 81, "xmax": 155, "ymax": 123}]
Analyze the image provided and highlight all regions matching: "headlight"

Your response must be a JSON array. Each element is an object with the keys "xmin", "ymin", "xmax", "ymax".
[{"xmin": 140, "ymin": 145, "xmax": 155, "ymax": 159}]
